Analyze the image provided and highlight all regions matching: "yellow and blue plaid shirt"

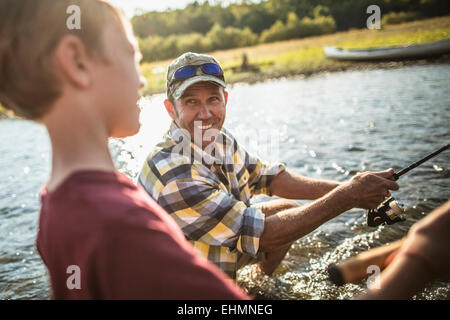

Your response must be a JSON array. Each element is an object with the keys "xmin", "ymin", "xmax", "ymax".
[{"xmin": 138, "ymin": 122, "xmax": 285, "ymax": 279}]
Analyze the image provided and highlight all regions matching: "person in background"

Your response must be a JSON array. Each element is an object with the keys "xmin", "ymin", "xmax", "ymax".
[{"xmin": 0, "ymin": 0, "xmax": 248, "ymax": 299}]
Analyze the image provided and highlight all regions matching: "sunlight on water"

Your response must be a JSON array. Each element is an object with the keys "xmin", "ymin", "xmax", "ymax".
[{"xmin": 111, "ymin": 95, "xmax": 171, "ymax": 181}]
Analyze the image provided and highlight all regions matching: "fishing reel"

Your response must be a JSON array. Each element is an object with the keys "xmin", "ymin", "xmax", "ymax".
[
  {"xmin": 367, "ymin": 197, "xmax": 405, "ymax": 227},
  {"xmin": 364, "ymin": 143, "xmax": 449, "ymax": 227}
]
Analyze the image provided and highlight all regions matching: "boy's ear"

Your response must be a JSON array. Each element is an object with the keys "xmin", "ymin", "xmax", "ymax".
[
  {"xmin": 54, "ymin": 35, "xmax": 92, "ymax": 89},
  {"xmin": 164, "ymin": 99, "xmax": 177, "ymax": 120}
]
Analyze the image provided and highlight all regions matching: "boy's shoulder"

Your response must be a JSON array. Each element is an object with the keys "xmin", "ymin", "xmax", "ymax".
[{"xmin": 41, "ymin": 170, "xmax": 173, "ymax": 233}]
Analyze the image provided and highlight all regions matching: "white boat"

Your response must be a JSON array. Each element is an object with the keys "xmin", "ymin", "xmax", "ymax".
[{"xmin": 324, "ymin": 38, "xmax": 450, "ymax": 61}]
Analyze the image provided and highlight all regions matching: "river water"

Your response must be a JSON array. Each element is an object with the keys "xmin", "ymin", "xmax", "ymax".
[{"xmin": 0, "ymin": 64, "xmax": 449, "ymax": 299}]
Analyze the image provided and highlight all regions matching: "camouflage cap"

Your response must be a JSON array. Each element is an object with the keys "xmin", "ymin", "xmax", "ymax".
[{"xmin": 166, "ymin": 52, "xmax": 226, "ymax": 101}]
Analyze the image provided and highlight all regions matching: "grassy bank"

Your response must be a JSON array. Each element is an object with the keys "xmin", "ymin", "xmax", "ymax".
[
  {"xmin": 0, "ymin": 104, "xmax": 8, "ymax": 119},
  {"xmin": 141, "ymin": 15, "xmax": 450, "ymax": 95},
  {"xmin": 0, "ymin": 104, "xmax": 16, "ymax": 119}
]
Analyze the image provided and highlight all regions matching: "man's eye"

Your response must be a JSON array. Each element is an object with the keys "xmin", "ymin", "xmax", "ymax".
[{"xmin": 186, "ymin": 99, "xmax": 197, "ymax": 104}]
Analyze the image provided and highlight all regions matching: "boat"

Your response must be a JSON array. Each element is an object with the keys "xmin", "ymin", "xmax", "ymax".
[{"xmin": 323, "ymin": 38, "xmax": 450, "ymax": 61}]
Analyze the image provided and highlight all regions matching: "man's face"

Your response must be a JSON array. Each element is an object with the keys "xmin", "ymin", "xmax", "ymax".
[
  {"xmin": 92, "ymin": 18, "xmax": 145, "ymax": 138},
  {"xmin": 166, "ymin": 81, "xmax": 228, "ymax": 148}
]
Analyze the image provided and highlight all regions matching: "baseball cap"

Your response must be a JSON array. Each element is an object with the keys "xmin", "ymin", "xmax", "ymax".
[{"xmin": 166, "ymin": 52, "xmax": 226, "ymax": 101}]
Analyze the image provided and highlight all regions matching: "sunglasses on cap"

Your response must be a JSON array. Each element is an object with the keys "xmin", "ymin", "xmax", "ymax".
[{"xmin": 174, "ymin": 63, "xmax": 224, "ymax": 80}]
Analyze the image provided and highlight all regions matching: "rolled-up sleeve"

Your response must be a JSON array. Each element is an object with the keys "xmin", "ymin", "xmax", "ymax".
[
  {"xmin": 236, "ymin": 206, "xmax": 265, "ymax": 257},
  {"xmin": 245, "ymin": 151, "xmax": 286, "ymax": 196},
  {"xmin": 156, "ymin": 174, "xmax": 265, "ymax": 258}
]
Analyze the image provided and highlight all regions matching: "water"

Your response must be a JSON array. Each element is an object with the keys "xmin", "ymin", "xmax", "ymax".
[{"xmin": 1, "ymin": 64, "xmax": 449, "ymax": 299}]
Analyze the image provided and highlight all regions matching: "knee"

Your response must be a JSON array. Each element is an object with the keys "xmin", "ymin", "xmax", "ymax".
[{"xmin": 258, "ymin": 262, "xmax": 277, "ymax": 276}]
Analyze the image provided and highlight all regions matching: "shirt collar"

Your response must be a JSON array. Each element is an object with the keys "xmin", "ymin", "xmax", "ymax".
[{"xmin": 166, "ymin": 121, "xmax": 236, "ymax": 166}]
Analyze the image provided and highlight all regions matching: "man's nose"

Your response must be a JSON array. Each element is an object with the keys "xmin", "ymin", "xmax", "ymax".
[{"xmin": 197, "ymin": 103, "xmax": 213, "ymax": 119}]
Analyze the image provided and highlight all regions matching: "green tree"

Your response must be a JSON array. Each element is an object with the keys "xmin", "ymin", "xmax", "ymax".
[
  {"xmin": 176, "ymin": 33, "xmax": 213, "ymax": 53},
  {"xmin": 134, "ymin": 0, "xmax": 450, "ymax": 63},
  {"xmin": 313, "ymin": 5, "xmax": 331, "ymax": 18},
  {"xmin": 237, "ymin": 5, "xmax": 277, "ymax": 34},
  {"xmin": 207, "ymin": 23, "xmax": 258, "ymax": 50},
  {"xmin": 260, "ymin": 20, "xmax": 286, "ymax": 43},
  {"xmin": 260, "ymin": 11, "xmax": 336, "ymax": 43}
]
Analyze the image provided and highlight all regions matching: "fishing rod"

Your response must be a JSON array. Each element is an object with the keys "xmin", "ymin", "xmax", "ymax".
[{"xmin": 367, "ymin": 142, "xmax": 450, "ymax": 227}]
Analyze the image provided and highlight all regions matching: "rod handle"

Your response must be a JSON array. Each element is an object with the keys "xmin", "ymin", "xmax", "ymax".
[{"xmin": 328, "ymin": 239, "xmax": 404, "ymax": 286}]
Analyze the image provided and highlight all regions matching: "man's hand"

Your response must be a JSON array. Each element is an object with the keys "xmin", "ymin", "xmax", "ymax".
[{"xmin": 341, "ymin": 168, "xmax": 399, "ymax": 210}]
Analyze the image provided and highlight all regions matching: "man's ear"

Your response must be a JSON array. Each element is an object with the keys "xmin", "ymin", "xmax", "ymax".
[
  {"xmin": 53, "ymin": 35, "xmax": 92, "ymax": 89},
  {"xmin": 164, "ymin": 99, "xmax": 177, "ymax": 120},
  {"xmin": 224, "ymin": 90, "xmax": 228, "ymax": 105}
]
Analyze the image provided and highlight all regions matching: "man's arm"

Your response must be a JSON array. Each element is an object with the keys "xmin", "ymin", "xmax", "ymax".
[
  {"xmin": 269, "ymin": 170, "xmax": 341, "ymax": 200},
  {"xmin": 259, "ymin": 169, "xmax": 399, "ymax": 251},
  {"xmin": 157, "ymin": 174, "xmax": 265, "ymax": 258}
]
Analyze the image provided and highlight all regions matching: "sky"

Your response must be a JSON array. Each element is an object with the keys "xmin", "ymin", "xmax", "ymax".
[{"xmin": 108, "ymin": 0, "xmax": 241, "ymax": 17}]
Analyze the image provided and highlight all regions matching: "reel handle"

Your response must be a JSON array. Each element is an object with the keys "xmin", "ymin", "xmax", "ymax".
[{"xmin": 367, "ymin": 197, "xmax": 405, "ymax": 227}]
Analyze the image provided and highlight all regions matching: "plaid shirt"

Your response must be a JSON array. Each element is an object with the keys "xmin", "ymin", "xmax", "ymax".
[{"xmin": 138, "ymin": 122, "xmax": 285, "ymax": 278}]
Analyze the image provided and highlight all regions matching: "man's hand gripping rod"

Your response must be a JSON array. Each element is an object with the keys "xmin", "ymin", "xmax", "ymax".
[{"xmin": 367, "ymin": 143, "xmax": 450, "ymax": 227}]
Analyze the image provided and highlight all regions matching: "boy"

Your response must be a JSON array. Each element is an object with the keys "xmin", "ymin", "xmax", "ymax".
[{"xmin": 0, "ymin": 0, "xmax": 247, "ymax": 299}]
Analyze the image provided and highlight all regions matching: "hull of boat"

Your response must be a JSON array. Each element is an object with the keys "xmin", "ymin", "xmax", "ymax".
[{"xmin": 324, "ymin": 39, "xmax": 450, "ymax": 61}]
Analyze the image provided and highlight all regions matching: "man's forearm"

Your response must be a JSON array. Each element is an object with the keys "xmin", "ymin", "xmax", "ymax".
[
  {"xmin": 260, "ymin": 184, "xmax": 354, "ymax": 251},
  {"xmin": 270, "ymin": 170, "xmax": 340, "ymax": 200}
]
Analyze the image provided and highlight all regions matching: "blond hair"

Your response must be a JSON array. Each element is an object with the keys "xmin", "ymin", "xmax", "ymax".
[{"xmin": 0, "ymin": 0, "xmax": 125, "ymax": 119}]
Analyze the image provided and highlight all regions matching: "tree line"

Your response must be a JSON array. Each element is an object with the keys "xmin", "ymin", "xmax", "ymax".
[{"xmin": 132, "ymin": 0, "xmax": 450, "ymax": 62}]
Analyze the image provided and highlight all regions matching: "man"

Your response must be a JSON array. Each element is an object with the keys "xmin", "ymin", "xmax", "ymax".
[
  {"xmin": 139, "ymin": 52, "xmax": 399, "ymax": 279},
  {"xmin": 0, "ymin": 1, "xmax": 246, "ymax": 299}
]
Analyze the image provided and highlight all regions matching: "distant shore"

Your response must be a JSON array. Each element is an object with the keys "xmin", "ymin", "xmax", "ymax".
[
  {"xmin": 1, "ymin": 16, "xmax": 450, "ymax": 119},
  {"xmin": 1, "ymin": 56, "xmax": 449, "ymax": 120},
  {"xmin": 226, "ymin": 54, "xmax": 450, "ymax": 86},
  {"xmin": 141, "ymin": 15, "xmax": 450, "ymax": 95},
  {"xmin": 142, "ymin": 54, "xmax": 450, "ymax": 96}
]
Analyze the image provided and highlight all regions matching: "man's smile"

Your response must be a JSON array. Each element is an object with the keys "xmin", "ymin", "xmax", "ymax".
[
  {"xmin": 193, "ymin": 120, "xmax": 218, "ymax": 132},
  {"xmin": 197, "ymin": 123, "xmax": 213, "ymax": 130}
]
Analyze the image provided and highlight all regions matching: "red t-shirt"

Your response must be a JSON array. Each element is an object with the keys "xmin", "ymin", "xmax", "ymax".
[{"xmin": 36, "ymin": 170, "xmax": 248, "ymax": 300}]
